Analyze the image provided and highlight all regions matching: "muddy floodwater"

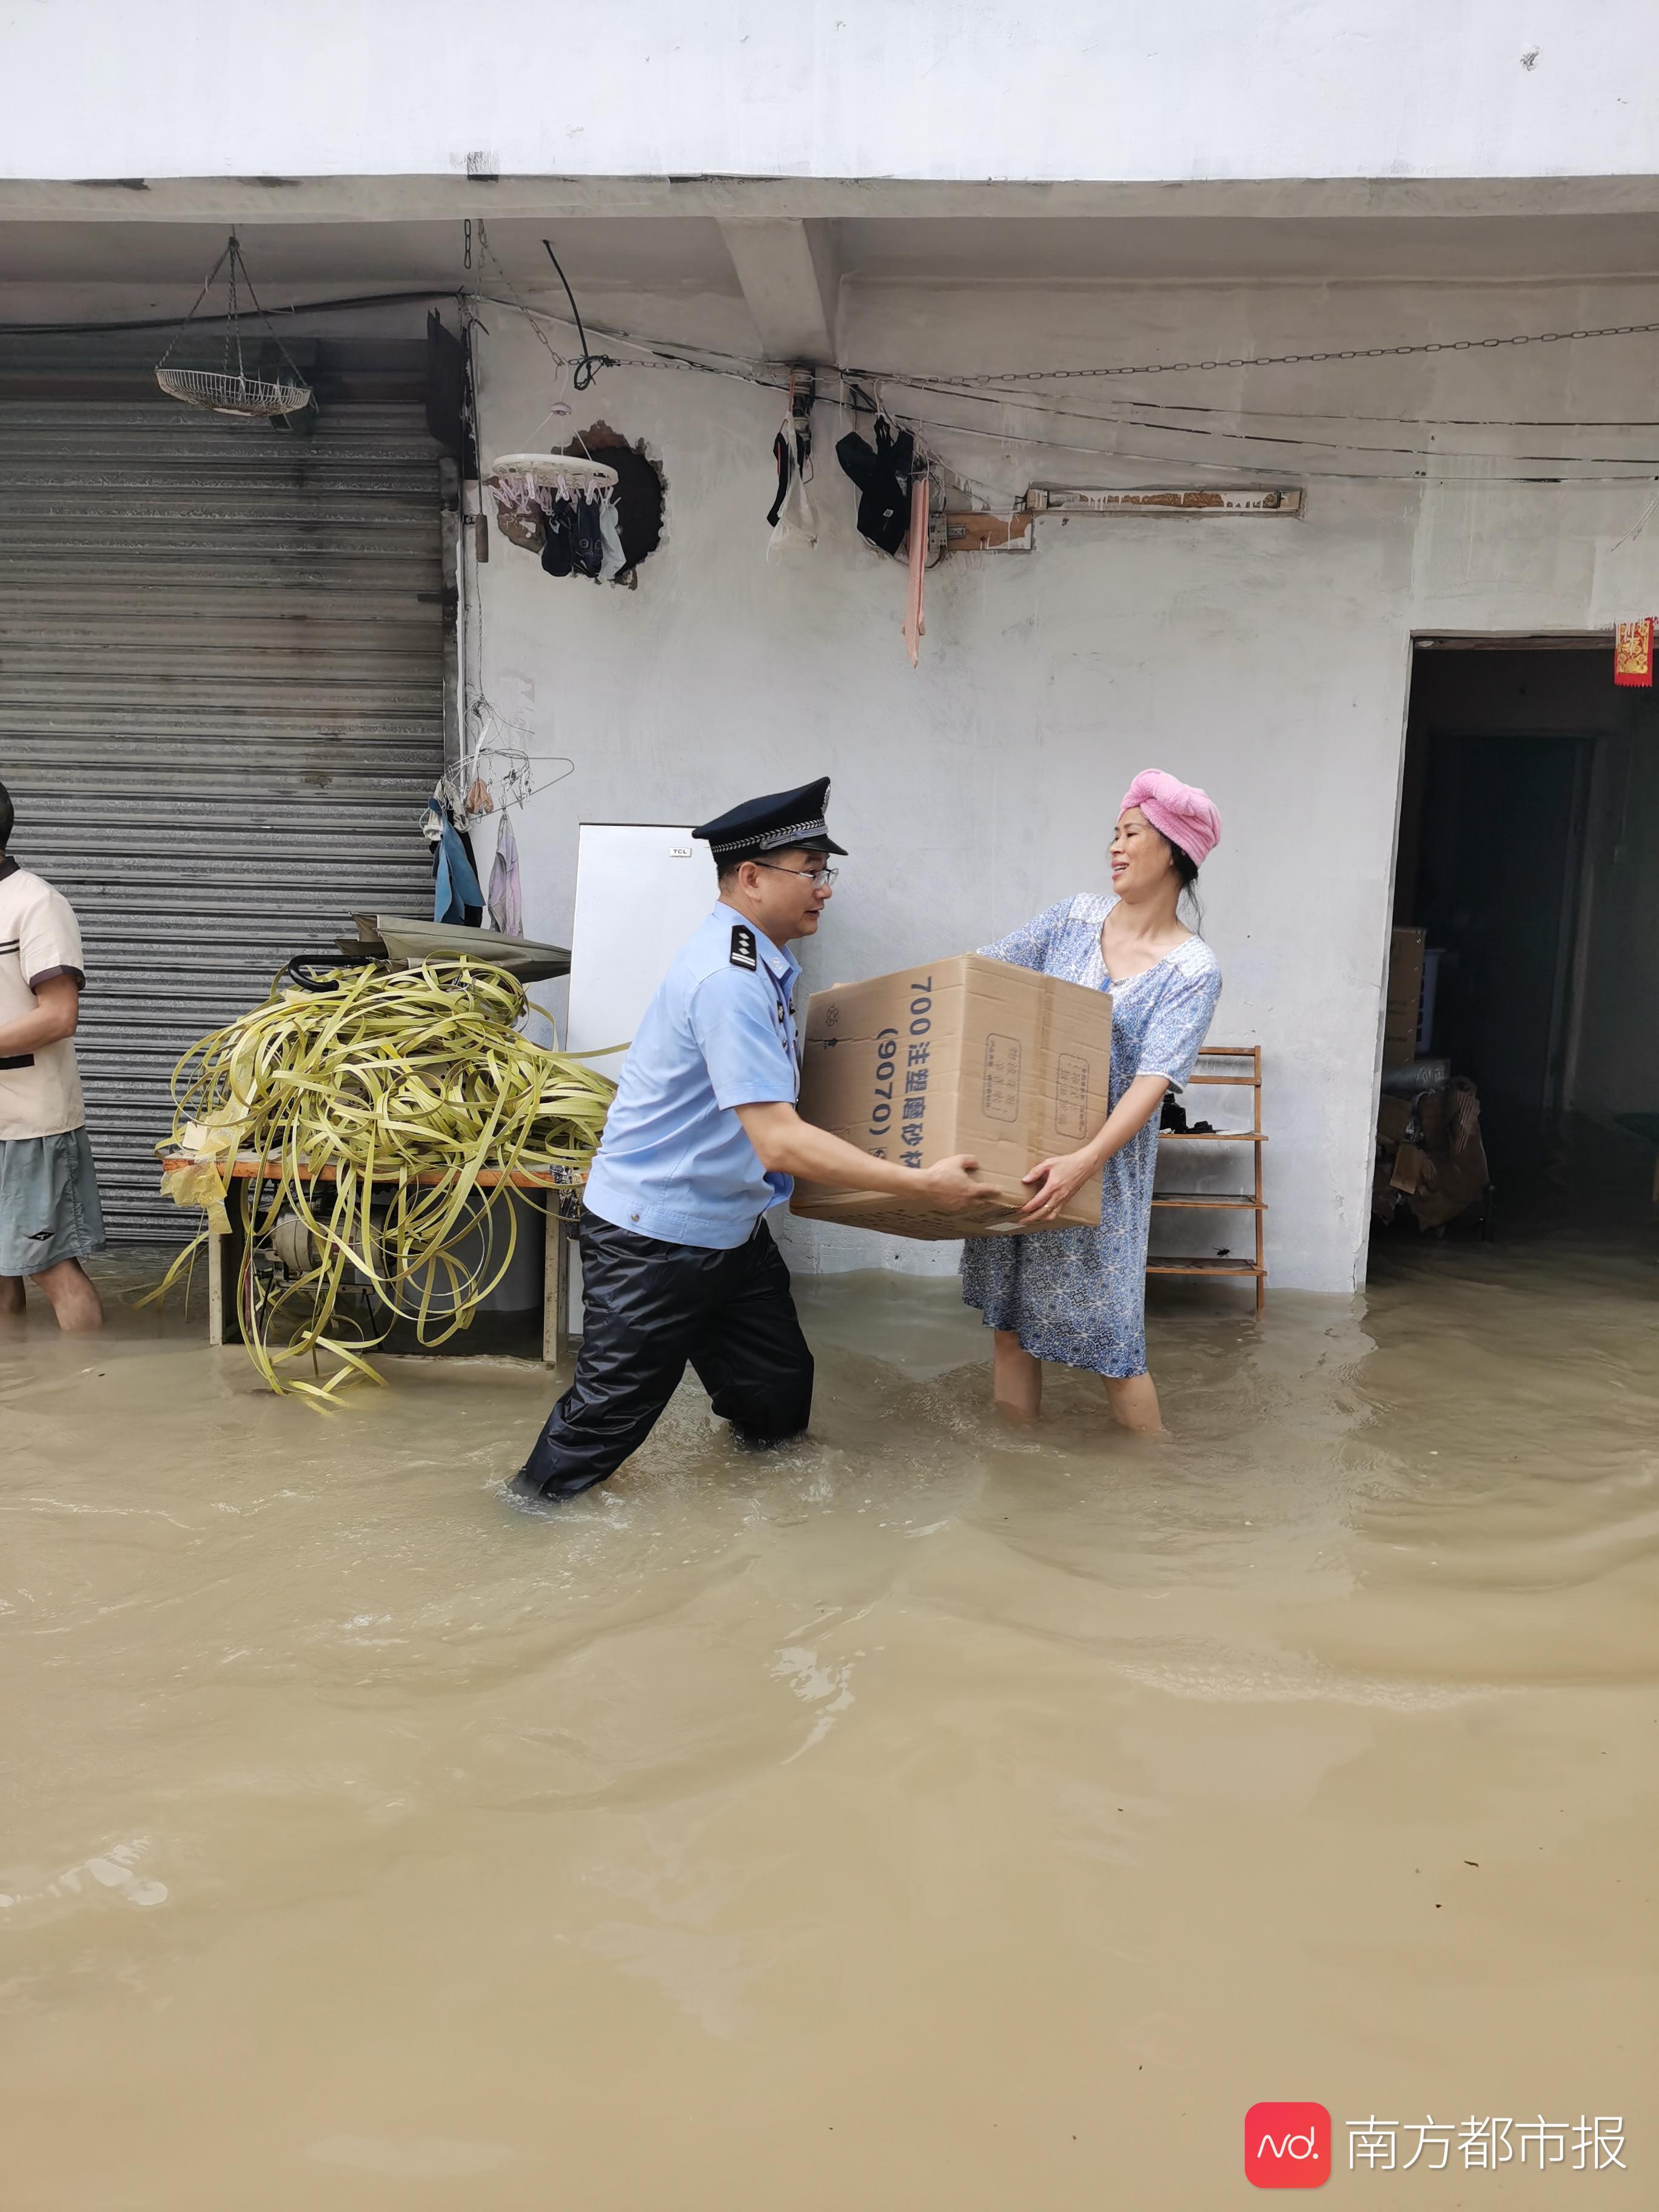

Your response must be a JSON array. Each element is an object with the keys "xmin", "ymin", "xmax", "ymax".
[{"xmin": 3, "ymin": 1198, "xmax": 1657, "ymax": 2210}]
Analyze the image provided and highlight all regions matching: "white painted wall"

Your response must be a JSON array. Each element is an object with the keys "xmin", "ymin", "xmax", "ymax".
[
  {"xmin": 461, "ymin": 272, "xmax": 1659, "ymax": 1293},
  {"xmin": 4, "ymin": 1, "xmax": 1657, "ymax": 189}
]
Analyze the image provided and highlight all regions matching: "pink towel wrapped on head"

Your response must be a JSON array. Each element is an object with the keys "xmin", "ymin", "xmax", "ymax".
[{"xmin": 1119, "ymin": 769, "xmax": 1221, "ymax": 866}]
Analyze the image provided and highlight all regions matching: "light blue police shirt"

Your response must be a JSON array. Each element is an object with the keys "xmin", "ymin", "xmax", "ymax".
[{"xmin": 581, "ymin": 903, "xmax": 802, "ymax": 1250}]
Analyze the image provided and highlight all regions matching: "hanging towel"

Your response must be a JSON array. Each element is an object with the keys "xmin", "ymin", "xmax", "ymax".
[
  {"xmin": 766, "ymin": 416, "xmax": 818, "ymax": 561},
  {"xmin": 488, "ymin": 811, "xmax": 523, "ymax": 939},
  {"xmin": 456, "ymin": 820, "xmax": 484, "ymax": 925},
  {"xmin": 902, "ymin": 472, "xmax": 929, "ymax": 667},
  {"xmin": 597, "ymin": 494, "xmax": 626, "ymax": 582},
  {"xmin": 433, "ymin": 817, "xmax": 484, "ymax": 924}
]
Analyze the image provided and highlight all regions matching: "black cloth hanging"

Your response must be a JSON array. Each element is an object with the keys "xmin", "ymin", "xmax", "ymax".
[
  {"xmin": 767, "ymin": 428, "xmax": 793, "ymax": 529},
  {"xmin": 835, "ymin": 417, "xmax": 915, "ymax": 556},
  {"xmin": 538, "ymin": 494, "xmax": 609, "ymax": 581},
  {"xmin": 572, "ymin": 496, "xmax": 604, "ymax": 580},
  {"xmin": 540, "ymin": 497, "xmax": 577, "ymax": 578}
]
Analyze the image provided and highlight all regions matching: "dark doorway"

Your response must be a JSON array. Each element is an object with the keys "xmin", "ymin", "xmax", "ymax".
[
  {"xmin": 1387, "ymin": 642, "xmax": 1659, "ymax": 1217},
  {"xmin": 1410, "ymin": 725, "xmax": 1589, "ymax": 1160}
]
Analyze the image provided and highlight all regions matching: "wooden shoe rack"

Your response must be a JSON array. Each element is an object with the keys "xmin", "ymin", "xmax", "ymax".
[{"xmin": 1147, "ymin": 1045, "xmax": 1267, "ymax": 1314}]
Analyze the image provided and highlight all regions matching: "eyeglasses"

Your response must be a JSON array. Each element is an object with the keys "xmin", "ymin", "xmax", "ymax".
[{"xmin": 754, "ymin": 860, "xmax": 838, "ymax": 888}]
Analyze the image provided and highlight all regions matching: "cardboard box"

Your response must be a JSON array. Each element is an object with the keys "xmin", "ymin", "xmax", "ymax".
[
  {"xmin": 1384, "ymin": 925, "xmax": 1427, "ymax": 1065},
  {"xmin": 791, "ymin": 954, "xmax": 1114, "ymax": 1239},
  {"xmin": 1383, "ymin": 1008, "xmax": 1419, "ymax": 1064},
  {"xmin": 1387, "ymin": 927, "xmax": 1426, "ymax": 1011},
  {"xmin": 1388, "ymin": 925, "xmax": 1426, "ymax": 1000},
  {"xmin": 1376, "ymin": 1093, "xmax": 1412, "ymax": 1149}
]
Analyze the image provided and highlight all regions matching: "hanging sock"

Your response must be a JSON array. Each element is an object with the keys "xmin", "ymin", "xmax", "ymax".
[
  {"xmin": 488, "ymin": 810, "xmax": 524, "ymax": 939},
  {"xmin": 902, "ymin": 472, "xmax": 930, "ymax": 667},
  {"xmin": 572, "ymin": 494, "xmax": 605, "ymax": 580},
  {"xmin": 540, "ymin": 497, "xmax": 577, "ymax": 578}
]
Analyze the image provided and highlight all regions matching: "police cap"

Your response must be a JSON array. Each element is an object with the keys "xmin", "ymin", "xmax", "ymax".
[{"xmin": 692, "ymin": 776, "xmax": 847, "ymax": 863}]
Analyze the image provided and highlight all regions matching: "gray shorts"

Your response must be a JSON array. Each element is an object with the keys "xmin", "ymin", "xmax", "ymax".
[{"xmin": 0, "ymin": 1127, "xmax": 107, "ymax": 1277}]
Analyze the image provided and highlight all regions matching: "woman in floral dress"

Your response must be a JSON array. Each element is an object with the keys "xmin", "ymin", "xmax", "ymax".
[{"xmin": 960, "ymin": 771, "xmax": 1222, "ymax": 1433}]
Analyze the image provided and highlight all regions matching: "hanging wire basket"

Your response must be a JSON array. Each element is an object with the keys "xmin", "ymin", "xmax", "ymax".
[
  {"xmin": 154, "ymin": 233, "xmax": 313, "ymax": 421},
  {"xmin": 155, "ymin": 366, "xmax": 313, "ymax": 418}
]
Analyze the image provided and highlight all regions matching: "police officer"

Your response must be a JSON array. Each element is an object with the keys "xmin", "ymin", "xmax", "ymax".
[{"xmin": 512, "ymin": 777, "xmax": 997, "ymax": 1502}]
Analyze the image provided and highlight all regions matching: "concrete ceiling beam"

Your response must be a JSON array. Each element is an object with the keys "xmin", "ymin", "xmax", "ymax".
[
  {"xmin": 9, "ymin": 176, "xmax": 1659, "ymax": 226},
  {"xmin": 716, "ymin": 216, "xmax": 840, "ymax": 362}
]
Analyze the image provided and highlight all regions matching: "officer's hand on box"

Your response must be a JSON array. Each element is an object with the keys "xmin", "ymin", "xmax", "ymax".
[
  {"xmin": 736, "ymin": 1105, "xmax": 1004, "ymax": 1217},
  {"xmin": 920, "ymin": 1154, "xmax": 1007, "ymax": 1215}
]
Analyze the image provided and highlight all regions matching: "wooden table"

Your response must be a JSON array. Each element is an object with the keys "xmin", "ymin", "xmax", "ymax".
[{"xmin": 159, "ymin": 1155, "xmax": 585, "ymax": 1366}]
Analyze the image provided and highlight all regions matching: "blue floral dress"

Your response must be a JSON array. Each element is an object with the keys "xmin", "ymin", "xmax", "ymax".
[{"xmin": 960, "ymin": 893, "xmax": 1222, "ymax": 1378}]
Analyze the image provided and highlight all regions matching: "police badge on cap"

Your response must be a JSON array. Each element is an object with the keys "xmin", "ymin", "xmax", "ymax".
[{"xmin": 692, "ymin": 776, "xmax": 848, "ymax": 863}]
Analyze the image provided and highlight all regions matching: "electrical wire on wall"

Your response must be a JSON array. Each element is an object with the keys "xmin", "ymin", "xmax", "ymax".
[
  {"xmin": 539, "ymin": 240, "xmax": 614, "ymax": 392},
  {"xmin": 469, "ymin": 294, "xmax": 1659, "ymax": 492},
  {"xmin": 469, "ymin": 225, "xmax": 592, "ymax": 408},
  {"xmin": 838, "ymin": 340, "xmax": 1659, "ymax": 481},
  {"xmin": 880, "ymin": 313, "xmax": 1659, "ymax": 391},
  {"xmin": 12, "ymin": 270, "xmax": 1659, "ymax": 489},
  {"xmin": 0, "ymin": 288, "xmax": 461, "ymax": 338},
  {"xmin": 843, "ymin": 369, "xmax": 1659, "ymax": 470},
  {"xmin": 12, "ymin": 278, "xmax": 1659, "ymax": 434}
]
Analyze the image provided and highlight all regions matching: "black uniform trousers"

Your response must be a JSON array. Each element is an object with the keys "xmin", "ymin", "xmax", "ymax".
[{"xmin": 512, "ymin": 1208, "xmax": 814, "ymax": 1500}]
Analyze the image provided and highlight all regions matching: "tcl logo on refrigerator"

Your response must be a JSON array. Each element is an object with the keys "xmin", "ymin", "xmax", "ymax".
[{"xmin": 1245, "ymin": 2103, "xmax": 1332, "ymax": 2188}]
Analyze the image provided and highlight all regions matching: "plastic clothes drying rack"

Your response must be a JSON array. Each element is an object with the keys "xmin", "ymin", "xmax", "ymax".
[{"xmin": 1148, "ymin": 1045, "xmax": 1267, "ymax": 1313}]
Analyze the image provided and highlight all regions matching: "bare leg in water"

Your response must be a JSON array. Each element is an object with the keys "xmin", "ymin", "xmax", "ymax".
[
  {"xmin": 993, "ymin": 1330, "xmax": 1163, "ymax": 1433},
  {"xmin": 993, "ymin": 1330, "xmax": 1043, "ymax": 1418},
  {"xmin": 0, "ymin": 1259, "xmax": 103, "ymax": 1331},
  {"xmin": 1102, "ymin": 1372, "xmax": 1162, "ymax": 1433}
]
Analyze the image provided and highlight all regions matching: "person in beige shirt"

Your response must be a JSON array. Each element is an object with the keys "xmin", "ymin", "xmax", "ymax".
[{"xmin": 0, "ymin": 780, "xmax": 104, "ymax": 1330}]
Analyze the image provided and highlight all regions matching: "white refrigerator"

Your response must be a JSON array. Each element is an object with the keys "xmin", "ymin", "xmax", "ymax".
[
  {"xmin": 566, "ymin": 823, "xmax": 713, "ymax": 1057},
  {"xmin": 563, "ymin": 823, "xmax": 716, "ymax": 1329}
]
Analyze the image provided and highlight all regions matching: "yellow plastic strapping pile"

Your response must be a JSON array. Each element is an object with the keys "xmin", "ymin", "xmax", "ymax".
[{"xmin": 147, "ymin": 959, "xmax": 614, "ymax": 1403}]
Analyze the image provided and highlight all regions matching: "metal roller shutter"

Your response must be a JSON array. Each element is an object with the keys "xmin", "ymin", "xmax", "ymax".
[{"xmin": 0, "ymin": 390, "xmax": 447, "ymax": 1239}]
